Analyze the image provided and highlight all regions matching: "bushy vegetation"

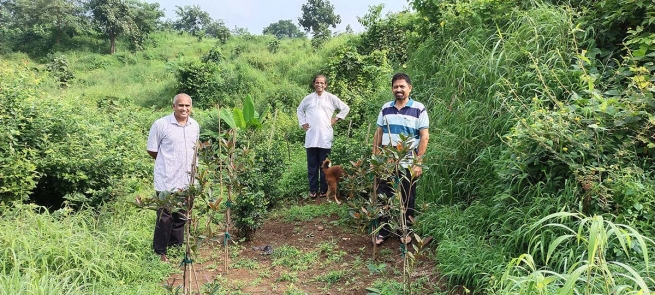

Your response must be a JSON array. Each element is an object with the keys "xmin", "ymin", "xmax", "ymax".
[{"xmin": 1, "ymin": 0, "xmax": 655, "ymax": 293}]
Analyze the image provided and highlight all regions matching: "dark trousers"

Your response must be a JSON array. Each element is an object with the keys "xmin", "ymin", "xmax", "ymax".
[
  {"xmin": 306, "ymin": 147, "xmax": 331, "ymax": 194},
  {"xmin": 376, "ymin": 168, "xmax": 417, "ymax": 238},
  {"xmin": 153, "ymin": 207, "xmax": 186, "ymax": 255}
]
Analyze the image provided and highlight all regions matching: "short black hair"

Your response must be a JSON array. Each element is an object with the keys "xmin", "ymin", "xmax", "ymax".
[
  {"xmin": 391, "ymin": 73, "xmax": 411, "ymax": 86},
  {"xmin": 313, "ymin": 74, "xmax": 327, "ymax": 84}
]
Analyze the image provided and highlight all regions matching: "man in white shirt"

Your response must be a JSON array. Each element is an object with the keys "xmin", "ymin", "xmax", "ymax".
[
  {"xmin": 296, "ymin": 75, "xmax": 350, "ymax": 199},
  {"xmin": 146, "ymin": 93, "xmax": 200, "ymax": 262}
]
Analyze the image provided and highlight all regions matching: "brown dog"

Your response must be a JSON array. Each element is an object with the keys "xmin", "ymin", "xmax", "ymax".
[{"xmin": 321, "ymin": 158, "xmax": 344, "ymax": 204}]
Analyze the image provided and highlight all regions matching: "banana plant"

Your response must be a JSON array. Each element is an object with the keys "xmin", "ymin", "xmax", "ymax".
[{"xmin": 219, "ymin": 95, "xmax": 268, "ymax": 131}]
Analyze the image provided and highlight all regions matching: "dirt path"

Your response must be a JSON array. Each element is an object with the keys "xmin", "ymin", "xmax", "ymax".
[{"xmin": 164, "ymin": 198, "xmax": 447, "ymax": 294}]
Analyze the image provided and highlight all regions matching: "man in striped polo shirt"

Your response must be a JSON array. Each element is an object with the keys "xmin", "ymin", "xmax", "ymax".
[{"xmin": 372, "ymin": 73, "xmax": 430, "ymax": 246}]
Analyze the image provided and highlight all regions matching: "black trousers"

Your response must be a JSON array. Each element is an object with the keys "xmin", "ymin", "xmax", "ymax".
[
  {"xmin": 153, "ymin": 207, "xmax": 186, "ymax": 255},
  {"xmin": 306, "ymin": 147, "xmax": 331, "ymax": 194},
  {"xmin": 375, "ymin": 168, "xmax": 417, "ymax": 238}
]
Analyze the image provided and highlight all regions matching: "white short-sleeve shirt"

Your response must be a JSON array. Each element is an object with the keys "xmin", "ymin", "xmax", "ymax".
[{"xmin": 147, "ymin": 113, "xmax": 200, "ymax": 192}]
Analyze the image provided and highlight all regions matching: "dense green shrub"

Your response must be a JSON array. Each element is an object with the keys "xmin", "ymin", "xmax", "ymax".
[
  {"xmin": 330, "ymin": 135, "xmax": 371, "ymax": 168},
  {"xmin": 45, "ymin": 53, "xmax": 74, "ymax": 88},
  {"xmin": 233, "ymin": 191, "xmax": 268, "ymax": 240},
  {"xmin": 276, "ymin": 150, "xmax": 309, "ymax": 201},
  {"xmin": 0, "ymin": 61, "xmax": 40, "ymax": 203},
  {"xmin": 321, "ymin": 45, "xmax": 391, "ymax": 128},
  {"xmin": 175, "ymin": 59, "xmax": 221, "ymax": 108}
]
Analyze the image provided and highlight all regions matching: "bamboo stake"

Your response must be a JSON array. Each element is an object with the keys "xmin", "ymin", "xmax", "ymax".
[
  {"xmin": 347, "ymin": 118, "xmax": 352, "ymax": 138},
  {"xmin": 372, "ymin": 177, "xmax": 378, "ymax": 261},
  {"xmin": 183, "ymin": 143, "xmax": 200, "ymax": 294},
  {"xmin": 224, "ymin": 129, "xmax": 237, "ymax": 273}
]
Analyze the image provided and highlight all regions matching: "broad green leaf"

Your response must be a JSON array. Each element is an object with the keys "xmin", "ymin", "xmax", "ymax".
[
  {"xmin": 233, "ymin": 108, "xmax": 245, "ymax": 129},
  {"xmin": 243, "ymin": 95, "xmax": 255, "ymax": 124},
  {"xmin": 219, "ymin": 108, "xmax": 236, "ymax": 129}
]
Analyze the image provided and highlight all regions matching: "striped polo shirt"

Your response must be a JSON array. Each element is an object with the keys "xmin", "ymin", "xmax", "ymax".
[{"xmin": 376, "ymin": 98, "xmax": 429, "ymax": 155}]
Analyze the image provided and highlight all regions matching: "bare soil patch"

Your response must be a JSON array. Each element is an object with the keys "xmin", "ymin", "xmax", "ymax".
[{"xmin": 164, "ymin": 198, "xmax": 453, "ymax": 294}]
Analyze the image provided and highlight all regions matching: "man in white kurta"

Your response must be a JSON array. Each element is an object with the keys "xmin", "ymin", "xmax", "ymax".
[
  {"xmin": 146, "ymin": 93, "xmax": 199, "ymax": 262},
  {"xmin": 296, "ymin": 75, "xmax": 350, "ymax": 199}
]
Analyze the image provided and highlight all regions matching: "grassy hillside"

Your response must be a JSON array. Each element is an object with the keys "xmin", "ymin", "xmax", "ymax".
[{"xmin": 3, "ymin": 0, "xmax": 655, "ymax": 293}]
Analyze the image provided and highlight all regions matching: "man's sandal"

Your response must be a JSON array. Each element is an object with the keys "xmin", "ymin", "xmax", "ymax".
[{"xmin": 309, "ymin": 192, "xmax": 317, "ymax": 199}]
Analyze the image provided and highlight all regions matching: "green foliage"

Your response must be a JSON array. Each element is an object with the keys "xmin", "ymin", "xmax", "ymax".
[
  {"xmin": 201, "ymin": 45, "xmax": 224, "ymax": 63},
  {"xmin": 173, "ymin": 5, "xmax": 231, "ymax": 43},
  {"xmin": 204, "ymin": 20, "xmax": 231, "ymax": 43},
  {"xmin": 298, "ymin": 0, "xmax": 341, "ymax": 46},
  {"xmin": 263, "ymin": 20, "xmax": 305, "ymax": 39},
  {"xmin": 330, "ymin": 136, "xmax": 371, "ymax": 168},
  {"xmin": 322, "ymin": 45, "xmax": 391, "ymax": 127},
  {"xmin": 46, "ymin": 52, "xmax": 74, "ymax": 88},
  {"xmin": 410, "ymin": 0, "xmax": 522, "ymax": 38},
  {"xmin": 175, "ymin": 59, "xmax": 221, "ymax": 108},
  {"xmin": 0, "ymin": 61, "xmax": 40, "ymax": 203},
  {"xmin": 0, "ymin": 202, "xmax": 170, "ymax": 294},
  {"xmin": 267, "ymin": 39, "xmax": 280, "ymax": 53},
  {"xmin": 0, "ymin": 0, "xmax": 87, "ymax": 55},
  {"xmin": 357, "ymin": 5, "xmax": 417, "ymax": 66},
  {"xmin": 298, "ymin": 0, "xmax": 341, "ymax": 33},
  {"xmin": 275, "ymin": 150, "xmax": 309, "ymax": 200},
  {"xmin": 233, "ymin": 191, "xmax": 268, "ymax": 240},
  {"xmin": 173, "ymin": 5, "xmax": 211, "ymax": 37},
  {"xmin": 274, "ymin": 203, "xmax": 345, "ymax": 222},
  {"xmin": 88, "ymin": 0, "xmax": 164, "ymax": 54},
  {"xmin": 491, "ymin": 213, "xmax": 655, "ymax": 294},
  {"xmin": 218, "ymin": 95, "xmax": 266, "ymax": 130}
]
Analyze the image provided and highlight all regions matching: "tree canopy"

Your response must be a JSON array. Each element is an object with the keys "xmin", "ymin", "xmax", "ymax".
[
  {"xmin": 173, "ymin": 5, "xmax": 231, "ymax": 42},
  {"xmin": 263, "ymin": 19, "xmax": 305, "ymax": 39},
  {"xmin": 88, "ymin": 0, "xmax": 163, "ymax": 54},
  {"xmin": 298, "ymin": 0, "xmax": 341, "ymax": 35}
]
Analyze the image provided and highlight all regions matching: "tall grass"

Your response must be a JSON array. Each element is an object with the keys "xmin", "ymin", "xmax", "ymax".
[
  {"xmin": 409, "ymin": 2, "xmax": 592, "ymax": 290},
  {"xmin": 490, "ymin": 213, "xmax": 655, "ymax": 294},
  {"xmin": 409, "ymin": 3, "xmax": 576, "ymax": 206},
  {"xmin": 0, "ymin": 201, "xmax": 170, "ymax": 294}
]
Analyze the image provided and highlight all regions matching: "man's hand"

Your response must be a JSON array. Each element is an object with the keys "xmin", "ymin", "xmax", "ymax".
[
  {"xmin": 331, "ymin": 117, "xmax": 339, "ymax": 125},
  {"xmin": 302, "ymin": 123, "xmax": 310, "ymax": 131},
  {"xmin": 412, "ymin": 164, "xmax": 423, "ymax": 177}
]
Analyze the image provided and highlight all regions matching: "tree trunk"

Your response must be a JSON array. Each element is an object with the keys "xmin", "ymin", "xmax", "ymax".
[
  {"xmin": 110, "ymin": 31, "xmax": 116, "ymax": 54},
  {"xmin": 56, "ymin": 19, "xmax": 61, "ymax": 45}
]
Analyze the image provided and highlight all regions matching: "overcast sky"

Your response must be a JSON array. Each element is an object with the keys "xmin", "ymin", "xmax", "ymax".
[{"xmin": 144, "ymin": 0, "xmax": 411, "ymax": 34}]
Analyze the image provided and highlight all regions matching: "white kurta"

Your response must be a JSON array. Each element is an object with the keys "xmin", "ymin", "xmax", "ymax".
[{"xmin": 296, "ymin": 91, "xmax": 350, "ymax": 149}]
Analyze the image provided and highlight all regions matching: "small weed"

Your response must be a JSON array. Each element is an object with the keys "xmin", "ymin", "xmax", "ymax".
[
  {"xmin": 231, "ymin": 258, "xmax": 259, "ymax": 270},
  {"xmin": 314, "ymin": 270, "xmax": 345, "ymax": 285},
  {"xmin": 258, "ymin": 269, "xmax": 272, "ymax": 279},
  {"xmin": 283, "ymin": 283, "xmax": 306, "ymax": 294},
  {"xmin": 276, "ymin": 272, "xmax": 299, "ymax": 283},
  {"xmin": 379, "ymin": 248, "xmax": 393, "ymax": 257},
  {"xmin": 366, "ymin": 278, "xmax": 404, "ymax": 295},
  {"xmin": 317, "ymin": 240, "xmax": 346, "ymax": 263},
  {"xmin": 229, "ymin": 245, "xmax": 244, "ymax": 259},
  {"xmin": 249, "ymin": 277, "xmax": 263, "ymax": 286},
  {"xmin": 276, "ymin": 203, "xmax": 345, "ymax": 222},
  {"xmin": 367, "ymin": 262, "xmax": 387, "ymax": 274},
  {"xmin": 272, "ymin": 245, "xmax": 317, "ymax": 271}
]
